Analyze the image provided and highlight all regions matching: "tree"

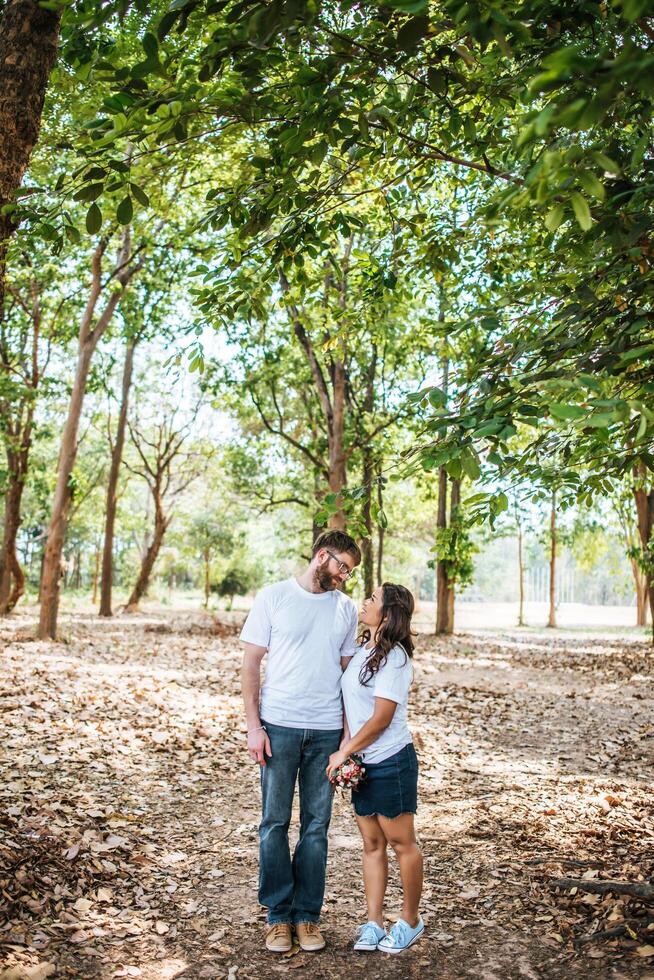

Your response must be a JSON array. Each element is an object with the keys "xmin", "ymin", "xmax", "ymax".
[
  {"xmin": 0, "ymin": 246, "xmax": 58, "ymax": 612},
  {"xmin": 38, "ymin": 228, "xmax": 142, "ymax": 638},
  {"xmin": 0, "ymin": 0, "xmax": 61, "ymax": 321},
  {"xmin": 633, "ymin": 465, "xmax": 654, "ymax": 634},
  {"xmin": 188, "ymin": 516, "xmax": 234, "ymax": 609},
  {"xmin": 99, "ymin": 264, "xmax": 181, "ymax": 617},
  {"xmin": 124, "ymin": 409, "xmax": 203, "ymax": 611},
  {"xmin": 612, "ymin": 484, "xmax": 649, "ymax": 627}
]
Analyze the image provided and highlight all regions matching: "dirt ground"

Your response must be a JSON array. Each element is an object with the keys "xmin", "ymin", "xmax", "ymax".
[{"xmin": 1, "ymin": 606, "xmax": 653, "ymax": 980}]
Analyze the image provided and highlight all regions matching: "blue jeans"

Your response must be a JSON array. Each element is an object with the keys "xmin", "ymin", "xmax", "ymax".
[{"xmin": 259, "ymin": 720, "xmax": 342, "ymax": 925}]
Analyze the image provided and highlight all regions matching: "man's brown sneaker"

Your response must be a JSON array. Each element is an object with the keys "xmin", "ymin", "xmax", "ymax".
[
  {"xmin": 266, "ymin": 923, "xmax": 292, "ymax": 952},
  {"xmin": 295, "ymin": 922, "xmax": 326, "ymax": 951}
]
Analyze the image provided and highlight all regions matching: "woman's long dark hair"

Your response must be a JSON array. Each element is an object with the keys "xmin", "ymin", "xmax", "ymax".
[{"xmin": 358, "ymin": 582, "xmax": 416, "ymax": 686}]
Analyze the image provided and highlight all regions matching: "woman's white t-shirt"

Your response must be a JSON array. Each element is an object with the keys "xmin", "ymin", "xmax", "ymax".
[{"xmin": 341, "ymin": 643, "xmax": 413, "ymax": 764}]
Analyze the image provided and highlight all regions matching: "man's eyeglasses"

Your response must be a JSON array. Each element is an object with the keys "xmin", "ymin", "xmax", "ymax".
[{"xmin": 325, "ymin": 550, "xmax": 356, "ymax": 579}]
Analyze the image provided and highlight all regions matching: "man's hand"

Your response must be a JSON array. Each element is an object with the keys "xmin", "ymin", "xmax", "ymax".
[{"xmin": 247, "ymin": 727, "xmax": 272, "ymax": 766}]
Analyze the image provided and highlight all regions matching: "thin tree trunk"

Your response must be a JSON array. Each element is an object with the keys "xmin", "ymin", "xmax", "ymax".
[
  {"xmin": 376, "ymin": 465, "xmax": 384, "ymax": 584},
  {"xmin": 445, "ymin": 478, "xmax": 461, "ymax": 634},
  {"xmin": 517, "ymin": 522, "xmax": 526, "ymax": 627},
  {"xmin": 203, "ymin": 548, "xmax": 210, "ymax": 609},
  {"xmin": 435, "ymin": 465, "xmax": 449, "ymax": 634},
  {"xmin": 125, "ymin": 503, "xmax": 168, "ymax": 611},
  {"xmin": 361, "ymin": 447, "xmax": 374, "ymax": 596},
  {"xmin": 38, "ymin": 233, "xmax": 136, "ymax": 639},
  {"xmin": 38, "ymin": 343, "xmax": 94, "ymax": 638},
  {"xmin": 328, "ymin": 359, "xmax": 347, "ymax": 530},
  {"xmin": 547, "ymin": 492, "xmax": 557, "ymax": 629},
  {"xmin": 99, "ymin": 337, "xmax": 137, "ymax": 616},
  {"xmin": 633, "ymin": 468, "xmax": 654, "ymax": 642},
  {"xmin": 0, "ymin": 472, "xmax": 26, "ymax": 612},
  {"xmin": 0, "ymin": 1, "xmax": 61, "ymax": 320},
  {"xmin": 92, "ymin": 542, "xmax": 100, "ymax": 605},
  {"xmin": 634, "ymin": 566, "xmax": 649, "ymax": 627}
]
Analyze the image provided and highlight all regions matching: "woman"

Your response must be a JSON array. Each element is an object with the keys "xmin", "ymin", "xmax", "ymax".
[{"xmin": 326, "ymin": 583, "xmax": 423, "ymax": 954}]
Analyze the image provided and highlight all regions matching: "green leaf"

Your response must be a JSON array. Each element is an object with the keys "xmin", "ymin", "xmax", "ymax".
[
  {"xmin": 142, "ymin": 31, "xmax": 159, "ymax": 58},
  {"xmin": 591, "ymin": 151, "xmax": 620, "ymax": 175},
  {"xmin": 544, "ymin": 205, "xmax": 565, "ymax": 232},
  {"xmin": 73, "ymin": 182, "xmax": 105, "ymax": 202},
  {"xmin": 578, "ymin": 171, "xmax": 605, "ymax": 201},
  {"xmin": 549, "ymin": 403, "xmax": 587, "ymax": 421},
  {"xmin": 86, "ymin": 203, "xmax": 102, "ymax": 235},
  {"xmin": 461, "ymin": 450, "xmax": 481, "ymax": 481},
  {"xmin": 130, "ymin": 182, "xmax": 150, "ymax": 207},
  {"xmin": 377, "ymin": 508, "xmax": 389, "ymax": 530},
  {"xmin": 586, "ymin": 412, "xmax": 615, "ymax": 427},
  {"xmin": 570, "ymin": 192, "xmax": 592, "ymax": 230},
  {"xmin": 397, "ymin": 15, "xmax": 428, "ymax": 52},
  {"xmin": 428, "ymin": 386, "xmax": 447, "ymax": 408},
  {"xmin": 117, "ymin": 196, "xmax": 133, "ymax": 224}
]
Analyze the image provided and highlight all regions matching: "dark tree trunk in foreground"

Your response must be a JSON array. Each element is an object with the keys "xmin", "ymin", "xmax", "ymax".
[
  {"xmin": 547, "ymin": 492, "xmax": 557, "ymax": 629},
  {"xmin": 0, "ymin": 1, "xmax": 61, "ymax": 311},
  {"xmin": 99, "ymin": 336, "xmax": 137, "ymax": 617}
]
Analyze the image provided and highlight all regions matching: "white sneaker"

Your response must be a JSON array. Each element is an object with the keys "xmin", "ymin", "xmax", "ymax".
[
  {"xmin": 378, "ymin": 917, "xmax": 424, "ymax": 953},
  {"xmin": 353, "ymin": 920, "xmax": 386, "ymax": 951}
]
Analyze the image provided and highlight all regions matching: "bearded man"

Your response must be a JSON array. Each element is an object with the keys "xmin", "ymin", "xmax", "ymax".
[{"xmin": 240, "ymin": 530, "xmax": 361, "ymax": 953}]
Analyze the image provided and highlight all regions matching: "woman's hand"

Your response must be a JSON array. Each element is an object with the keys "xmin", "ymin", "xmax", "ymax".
[{"xmin": 326, "ymin": 749, "xmax": 348, "ymax": 778}]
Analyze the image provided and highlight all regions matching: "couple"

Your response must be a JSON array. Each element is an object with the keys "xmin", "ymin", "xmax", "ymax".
[{"xmin": 240, "ymin": 529, "xmax": 424, "ymax": 955}]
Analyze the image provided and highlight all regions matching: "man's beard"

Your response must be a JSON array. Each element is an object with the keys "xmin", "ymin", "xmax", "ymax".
[{"xmin": 314, "ymin": 563, "xmax": 340, "ymax": 591}]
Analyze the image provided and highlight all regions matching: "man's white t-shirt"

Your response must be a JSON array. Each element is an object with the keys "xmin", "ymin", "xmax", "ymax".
[
  {"xmin": 240, "ymin": 577, "xmax": 358, "ymax": 729},
  {"xmin": 341, "ymin": 643, "xmax": 413, "ymax": 764}
]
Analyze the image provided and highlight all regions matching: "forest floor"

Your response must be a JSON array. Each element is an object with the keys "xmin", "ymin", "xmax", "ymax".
[{"xmin": 1, "ymin": 606, "xmax": 653, "ymax": 980}]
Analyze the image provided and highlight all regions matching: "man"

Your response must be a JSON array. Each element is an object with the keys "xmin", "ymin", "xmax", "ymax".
[{"xmin": 240, "ymin": 530, "xmax": 361, "ymax": 953}]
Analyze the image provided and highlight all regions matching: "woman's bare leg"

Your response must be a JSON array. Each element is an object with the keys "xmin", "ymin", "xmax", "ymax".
[
  {"xmin": 377, "ymin": 813, "xmax": 423, "ymax": 927},
  {"xmin": 355, "ymin": 813, "xmax": 388, "ymax": 926}
]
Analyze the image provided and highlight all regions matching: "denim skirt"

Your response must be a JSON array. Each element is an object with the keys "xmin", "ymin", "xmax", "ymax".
[{"xmin": 353, "ymin": 742, "xmax": 418, "ymax": 819}]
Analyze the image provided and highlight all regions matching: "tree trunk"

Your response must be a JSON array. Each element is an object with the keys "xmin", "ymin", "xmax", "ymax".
[
  {"xmin": 435, "ymin": 466, "xmax": 450, "ymax": 634},
  {"xmin": 327, "ymin": 359, "xmax": 347, "ymax": 530},
  {"xmin": 633, "ymin": 469, "xmax": 654, "ymax": 642},
  {"xmin": 634, "ymin": 565, "xmax": 649, "ymax": 627},
  {"xmin": 99, "ymin": 337, "xmax": 137, "ymax": 616},
  {"xmin": 0, "ymin": 470, "xmax": 26, "ymax": 612},
  {"xmin": 376, "ymin": 467, "xmax": 384, "ymax": 584},
  {"xmin": 203, "ymin": 548, "xmax": 210, "ymax": 609},
  {"xmin": 125, "ymin": 500, "xmax": 168, "ymax": 611},
  {"xmin": 445, "ymin": 478, "xmax": 460, "ymax": 634},
  {"xmin": 91, "ymin": 542, "xmax": 100, "ymax": 605},
  {"xmin": 517, "ymin": 522, "xmax": 526, "ymax": 627},
  {"xmin": 0, "ymin": 1, "xmax": 61, "ymax": 320},
  {"xmin": 38, "ymin": 233, "xmax": 135, "ymax": 639},
  {"xmin": 361, "ymin": 447, "xmax": 374, "ymax": 597},
  {"xmin": 38, "ymin": 343, "xmax": 94, "ymax": 638},
  {"xmin": 547, "ymin": 492, "xmax": 557, "ymax": 629}
]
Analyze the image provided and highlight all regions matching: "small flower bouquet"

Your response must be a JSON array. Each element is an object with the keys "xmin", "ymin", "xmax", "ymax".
[{"xmin": 328, "ymin": 753, "xmax": 366, "ymax": 791}]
